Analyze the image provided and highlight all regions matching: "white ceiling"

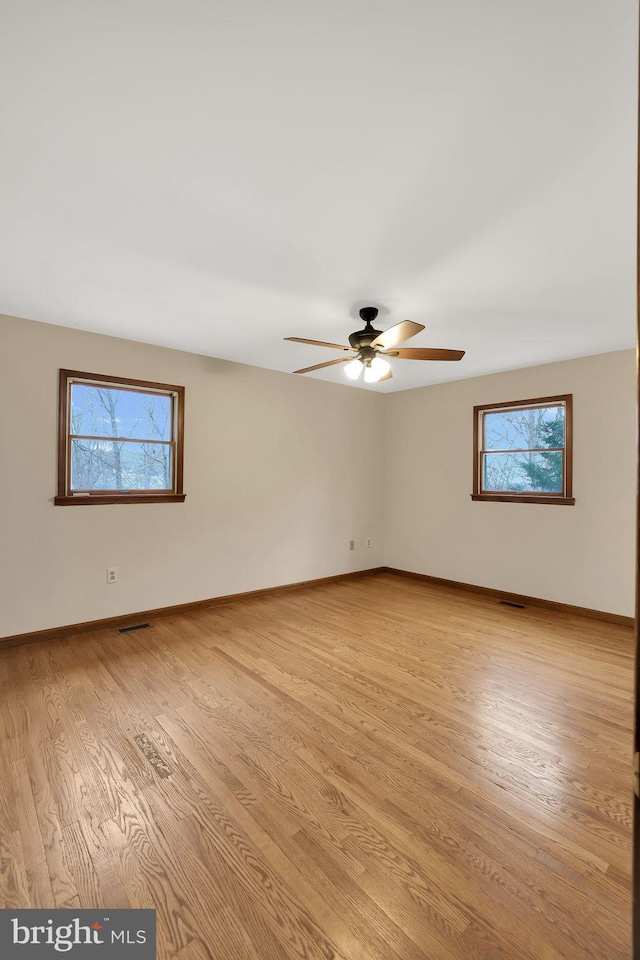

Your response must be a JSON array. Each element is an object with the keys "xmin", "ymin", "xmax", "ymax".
[{"xmin": 0, "ymin": 1, "xmax": 637, "ymax": 392}]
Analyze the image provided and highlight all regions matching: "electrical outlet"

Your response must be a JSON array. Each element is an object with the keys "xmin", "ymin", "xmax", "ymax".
[
  {"xmin": 349, "ymin": 540, "xmax": 355, "ymax": 551},
  {"xmin": 366, "ymin": 537, "xmax": 372, "ymax": 548},
  {"xmin": 106, "ymin": 567, "xmax": 118, "ymax": 584}
]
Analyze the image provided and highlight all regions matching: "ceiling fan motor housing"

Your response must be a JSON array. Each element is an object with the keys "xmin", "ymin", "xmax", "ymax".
[{"xmin": 349, "ymin": 306, "xmax": 382, "ymax": 350}]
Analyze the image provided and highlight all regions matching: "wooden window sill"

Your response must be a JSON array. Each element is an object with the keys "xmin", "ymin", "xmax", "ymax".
[
  {"xmin": 471, "ymin": 494, "xmax": 575, "ymax": 505},
  {"xmin": 55, "ymin": 494, "xmax": 186, "ymax": 506}
]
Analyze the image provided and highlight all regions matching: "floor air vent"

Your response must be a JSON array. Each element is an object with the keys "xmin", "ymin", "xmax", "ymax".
[
  {"xmin": 117, "ymin": 622, "xmax": 152, "ymax": 633},
  {"xmin": 499, "ymin": 600, "xmax": 526, "ymax": 609}
]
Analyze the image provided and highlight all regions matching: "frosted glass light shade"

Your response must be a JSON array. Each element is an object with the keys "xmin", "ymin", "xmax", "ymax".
[
  {"xmin": 344, "ymin": 358, "xmax": 364, "ymax": 380},
  {"xmin": 364, "ymin": 357, "xmax": 391, "ymax": 383}
]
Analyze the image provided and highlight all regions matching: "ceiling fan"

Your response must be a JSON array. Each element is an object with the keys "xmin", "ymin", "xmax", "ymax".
[{"xmin": 285, "ymin": 307, "xmax": 464, "ymax": 383}]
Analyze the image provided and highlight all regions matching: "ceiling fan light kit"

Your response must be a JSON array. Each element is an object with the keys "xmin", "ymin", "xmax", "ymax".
[
  {"xmin": 285, "ymin": 306, "xmax": 465, "ymax": 385},
  {"xmin": 344, "ymin": 357, "xmax": 364, "ymax": 380},
  {"xmin": 365, "ymin": 356, "xmax": 391, "ymax": 383}
]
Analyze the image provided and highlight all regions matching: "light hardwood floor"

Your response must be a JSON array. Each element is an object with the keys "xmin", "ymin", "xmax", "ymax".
[{"xmin": 0, "ymin": 572, "xmax": 633, "ymax": 959}]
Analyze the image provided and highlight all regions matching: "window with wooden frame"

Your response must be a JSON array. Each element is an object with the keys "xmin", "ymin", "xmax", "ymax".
[
  {"xmin": 56, "ymin": 370, "xmax": 185, "ymax": 505},
  {"xmin": 472, "ymin": 395, "xmax": 574, "ymax": 505}
]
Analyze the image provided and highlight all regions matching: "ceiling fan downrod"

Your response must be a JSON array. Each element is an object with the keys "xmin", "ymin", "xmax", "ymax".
[{"xmin": 349, "ymin": 307, "xmax": 382, "ymax": 350}]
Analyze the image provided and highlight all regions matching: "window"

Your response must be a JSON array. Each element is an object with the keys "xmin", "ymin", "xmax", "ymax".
[
  {"xmin": 472, "ymin": 394, "xmax": 574, "ymax": 505},
  {"xmin": 56, "ymin": 370, "xmax": 185, "ymax": 505}
]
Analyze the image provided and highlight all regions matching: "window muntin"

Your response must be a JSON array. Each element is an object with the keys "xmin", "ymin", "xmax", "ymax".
[
  {"xmin": 472, "ymin": 395, "xmax": 573, "ymax": 504},
  {"xmin": 56, "ymin": 370, "xmax": 185, "ymax": 505}
]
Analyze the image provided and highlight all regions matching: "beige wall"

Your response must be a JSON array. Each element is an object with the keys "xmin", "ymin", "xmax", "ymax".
[
  {"xmin": 0, "ymin": 315, "xmax": 385, "ymax": 637},
  {"xmin": 384, "ymin": 350, "xmax": 637, "ymax": 617},
  {"xmin": 0, "ymin": 316, "xmax": 636, "ymax": 637}
]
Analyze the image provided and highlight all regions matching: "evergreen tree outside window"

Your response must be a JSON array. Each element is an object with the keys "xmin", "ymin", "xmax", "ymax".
[
  {"xmin": 56, "ymin": 370, "xmax": 185, "ymax": 505},
  {"xmin": 472, "ymin": 395, "xmax": 574, "ymax": 505}
]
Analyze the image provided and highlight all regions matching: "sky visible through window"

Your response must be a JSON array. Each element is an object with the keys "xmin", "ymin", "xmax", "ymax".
[
  {"xmin": 71, "ymin": 385, "xmax": 171, "ymax": 440},
  {"xmin": 70, "ymin": 383, "xmax": 173, "ymax": 491},
  {"xmin": 483, "ymin": 404, "xmax": 565, "ymax": 494},
  {"xmin": 484, "ymin": 406, "xmax": 563, "ymax": 451}
]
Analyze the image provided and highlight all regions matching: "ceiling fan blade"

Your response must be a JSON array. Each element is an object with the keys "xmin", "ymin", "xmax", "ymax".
[
  {"xmin": 370, "ymin": 320, "xmax": 425, "ymax": 349},
  {"xmin": 285, "ymin": 337, "xmax": 352, "ymax": 351},
  {"xmin": 293, "ymin": 357, "xmax": 353, "ymax": 374},
  {"xmin": 378, "ymin": 367, "xmax": 393, "ymax": 381},
  {"xmin": 386, "ymin": 347, "xmax": 465, "ymax": 361}
]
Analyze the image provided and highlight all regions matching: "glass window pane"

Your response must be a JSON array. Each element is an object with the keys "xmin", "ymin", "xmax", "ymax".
[
  {"xmin": 484, "ymin": 405, "xmax": 564, "ymax": 451},
  {"xmin": 483, "ymin": 451, "xmax": 563, "ymax": 494},
  {"xmin": 71, "ymin": 440, "xmax": 173, "ymax": 491},
  {"xmin": 71, "ymin": 384, "xmax": 172, "ymax": 441}
]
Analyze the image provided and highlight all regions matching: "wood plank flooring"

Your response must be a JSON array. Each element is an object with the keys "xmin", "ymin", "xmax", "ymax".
[{"xmin": 0, "ymin": 572, "xmax": 633, "ymax": 958}]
